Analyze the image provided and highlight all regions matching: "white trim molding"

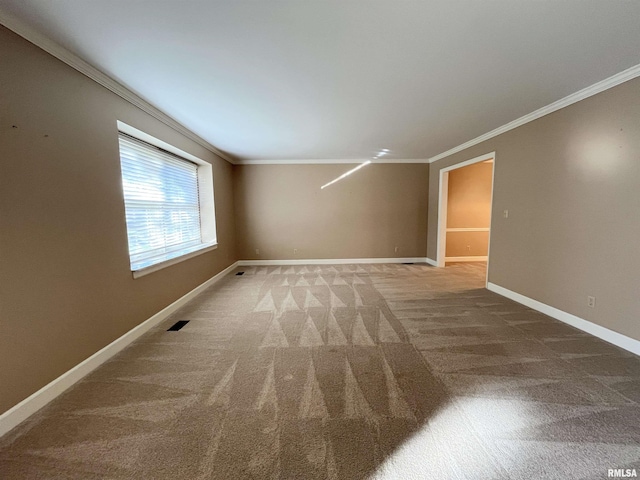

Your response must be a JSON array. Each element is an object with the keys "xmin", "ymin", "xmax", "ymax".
[
  {"xmin": 0, "ymin": 261, "xmax": 239, "ymax": 438},
  {"xmin": 0, "ymin": 8, "xmax": 236, "ymax": 165},
  {"xmin": 427, "ymin": 63, "xmax": 640, "ymax": 163},
  {"xmin": 487, "ymin": 282, "xmax": 640, "ymax": 356},
  {"xmin": 2, "ymin": 6, "xmax": 639, "ymax": 168},
  {"xmin": 238, "ymin": 257, "xmax": 427, "ymax": 266},
  {"xmin": 438, "ymin": 152, "xmax": 496, "ymax": 174},
  {"xmin": 436, "ymin": 170, "xmax": 449, "ymax": 267},
  {"xmin": 436, "ymin": 152, "xmax": 496, "ymax": 268},
  {"xmin": 4, "ymin": 4, "xmax": 640, "ymax": 168},
  {"xmin": 445, "ymin": 256, "xmax": 488, "ymax": 262},
  {"xmin": 425, "ymin": 257, "xmax": 438, "ymax": 267},
  {"xmin": 446, "ymin": 227, "xmax": 490, "ymax": 233},
  {"xmin": 132, "ymin": 243, "xmax": 218, "ymax": 279}
]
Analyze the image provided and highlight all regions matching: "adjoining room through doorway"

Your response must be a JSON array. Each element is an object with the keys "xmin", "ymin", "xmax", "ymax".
[{"xmin": 436, "ymin": 153, "xmax": 495, "ymax": 282}]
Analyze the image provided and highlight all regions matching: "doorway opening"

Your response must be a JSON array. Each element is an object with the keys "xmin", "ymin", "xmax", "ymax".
[{"xmin": 436, "ymin": 152, "xmax": 495, "ymax": 286}]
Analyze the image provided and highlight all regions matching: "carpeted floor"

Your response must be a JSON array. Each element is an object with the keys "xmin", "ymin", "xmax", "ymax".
[{"xmin": 1, "ymin": 262, "xmax": 639, "ymax": 479}]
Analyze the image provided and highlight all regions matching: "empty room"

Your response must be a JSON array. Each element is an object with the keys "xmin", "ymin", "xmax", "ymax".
[{"xmin": 1, "ymin": 1, "xmax": 640, "ymax": 479}]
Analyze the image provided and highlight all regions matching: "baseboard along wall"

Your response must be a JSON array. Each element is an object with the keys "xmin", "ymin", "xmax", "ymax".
[
  {"xmin": 2, "ymin": 256, "xmax": 436, "ymax": 437},
  {"xmin": 487, "ymin": 282, "xmax": 640, "ymax": 356},
  {"xmin": 5, "ymin": 259, "xmax": 638, "ymax": 439},
  {"xmin": 238, "ymin": 257, "xmax": 428, "ymax": 266},
  {"xmin": 0, "ymin": 261, "xmax": 240, "ymax": 438}
]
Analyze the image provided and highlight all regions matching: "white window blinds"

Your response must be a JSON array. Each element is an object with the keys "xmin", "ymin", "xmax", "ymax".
[{"xmin": 118, "ymin": 133, "xmax": 204, "ymax": 271}]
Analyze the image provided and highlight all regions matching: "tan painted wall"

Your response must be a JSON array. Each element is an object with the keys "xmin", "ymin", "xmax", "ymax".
[
  {"xmin": 446, "ymin": 231, "xmax": 489, "ymax": 258},
  {"xmin": 447, "ymin": 161, "xmax": 493, "ymax": 227},
  {"xmin": 428, "ymin": 77, "xmax": 640, "ymax": 342},
  {"xmin": 234, "ymin": 163, "xmax": 429, "ymax": 260},
  {"xmin": 0, "ymin": 26, "xmax": 237, "ymax": 414},
  {"xmin": 445, "ymin": 161, "xmax": 493, "ymax": 257}
]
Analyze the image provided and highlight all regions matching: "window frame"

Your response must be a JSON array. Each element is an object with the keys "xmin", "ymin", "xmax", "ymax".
[{"xmin": 117, "ymin": 121, "xmax": 217, "ymax": 278}]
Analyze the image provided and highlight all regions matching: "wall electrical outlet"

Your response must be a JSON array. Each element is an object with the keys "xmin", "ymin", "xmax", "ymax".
[
  {"xmin": 587, "ymin": 296, "xmax": 596, "ymax": 308},
  {"xmin": 394, "ymin": 246, "xmax": 399, "ymax": 253},
  {"xmin": 294, "ymin": 248, "xmax": 298, "ymax": 255},
  {"xmin": 503, "ymin": 209, "xmax": 509, "ymax": 218},
  {"xmin": 255, "ymin": 249, "xmax": 260, "ymax": 255}
]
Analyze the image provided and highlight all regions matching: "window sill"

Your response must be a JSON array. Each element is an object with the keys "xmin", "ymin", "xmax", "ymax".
[{"xmin": 132, "ymin": 242, "xmax": 218, "ymax": 279}]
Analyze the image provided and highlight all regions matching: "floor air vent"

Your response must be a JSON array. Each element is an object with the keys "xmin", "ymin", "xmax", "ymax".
[
  {"xmin": 236, "ymin": 272, "xmax": 245, "ymax": 275},
  {"xmin": 167, "ymin": 320, "xmax": 189, "ymax": 331}
]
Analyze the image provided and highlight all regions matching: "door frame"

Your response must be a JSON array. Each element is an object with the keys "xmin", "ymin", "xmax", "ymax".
[{"xmin": 436, "ymin": 151, "xmax": 496, "ymax": 284}]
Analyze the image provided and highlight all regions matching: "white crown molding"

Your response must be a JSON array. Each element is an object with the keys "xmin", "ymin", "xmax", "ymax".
[
  {"xmin": 427, "ymin": 63, "xmax": 640, "ymax": 164},
  {"xmin": 229, "ymin": 58, "xmax": 640, "ymax": 166},
  {"xmin": 0, "ymin": 9, "xmax": 237, "ymax": 165},
  {"xmin": 234, "ymin": 158, "xmax": 429, "ymax": 165},
  {"xmin": 6, "ymin": 5, "xmax": 638, "ymax": 168},
  {"xmin": 487, "ymin": 282, "xmax": 640, "ymax": 356},
  {"xmin": 0, "ymin": 261, "xmax": 240, "ymax": 438}
]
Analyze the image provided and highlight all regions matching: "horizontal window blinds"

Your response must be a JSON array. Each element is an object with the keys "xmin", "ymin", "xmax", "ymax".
[{"xmin": 118, "ymin": 133, "xmax": 203, "ymax": 271}]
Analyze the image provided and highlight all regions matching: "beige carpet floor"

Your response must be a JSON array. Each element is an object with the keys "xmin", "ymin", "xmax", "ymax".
[{"xmin": 1, "ymin": 262, "xmax": 639, "ymax": 479}]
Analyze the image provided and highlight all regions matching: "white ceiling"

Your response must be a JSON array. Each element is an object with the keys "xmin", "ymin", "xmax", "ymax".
[{"xmin": 2, "ymin": 1, "xmax": 640, "ymax": 162}]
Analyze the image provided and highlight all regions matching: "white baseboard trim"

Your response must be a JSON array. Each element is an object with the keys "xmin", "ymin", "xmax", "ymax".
[
  {"xmin": 238, "ymin": 257, "xmax": 427, "ymax": 266},
  {"xmin": 0, "ymin": 261, "xmax": 239, "ymax": 438},
  {"xmin": 425, "ymin": 257, "xmax": 438, "ymax": 267},
  {"xmin": 445, "ymin": 256, "xmax": 488, "ymax": 262},
  {"xmin": 487, "ymin": 282, "xmax": 640, "ymax": 356}
]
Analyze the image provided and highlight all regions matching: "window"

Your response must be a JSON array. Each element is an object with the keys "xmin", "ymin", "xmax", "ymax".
[{"xmin": 117, "ymin": 123, "xmax": 216, "ymax": 276}]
